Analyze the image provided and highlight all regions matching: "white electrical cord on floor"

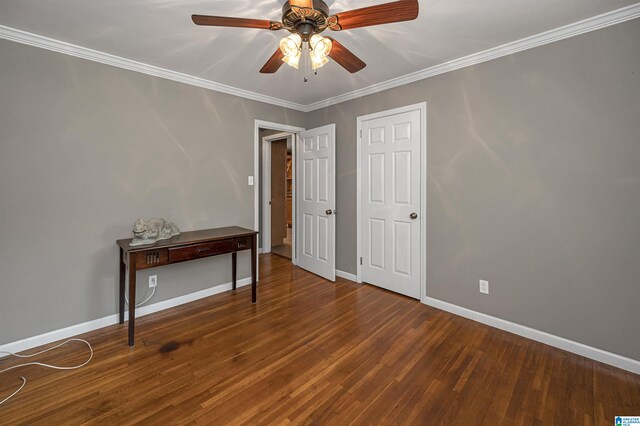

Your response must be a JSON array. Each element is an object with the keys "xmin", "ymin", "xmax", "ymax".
[
  {"xmin": 124, "ymin": 285, "xmax": 156, "ymax": 307},
  {"xmin": 0, "ymin": 377, "xmax": 25, "ymax": 406},
  {"xmin": 0, "ymin": 338, "xmax": 93, "ymax": 406}
]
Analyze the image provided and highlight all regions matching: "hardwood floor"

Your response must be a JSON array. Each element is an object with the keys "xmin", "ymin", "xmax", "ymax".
[
  {"xmin": 1, "ymin": 254, "xmax": 638, "ymax": 424},
  {"xmin": 270, "ymin": 243, "xmax": 292, "ymax": 259}
]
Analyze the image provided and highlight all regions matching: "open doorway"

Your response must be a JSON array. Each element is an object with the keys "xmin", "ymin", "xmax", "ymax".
[
  {"xmin": 254, "ymin": 120, "xmax": 305, "ymax": 270},
  {"xmin": 254, "ymin": 119, "xmax": 336, "ymax": 281},
  {"xmin": 262, "ymin": 132, "xmax": 294, "ymax": 259}
]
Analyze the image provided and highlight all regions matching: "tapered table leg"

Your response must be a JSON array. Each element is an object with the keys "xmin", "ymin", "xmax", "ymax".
[
  {"xmin": 128, "ymin": 253, "xmax": 137, "ymax": 346},
  {"xmin": 119, "ymin": 248, "xmax": 125, "ymax": 324},
  {"xmin": 251, "ymin": 235, "xmax": 257, "ymax": 303},
  {"xmin": 232, "ymin": 252, "xmax": 237, "ymax": 290}
]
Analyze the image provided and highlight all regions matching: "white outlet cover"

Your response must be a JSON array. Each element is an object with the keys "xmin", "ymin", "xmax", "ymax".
[
  {"xmin": 479, "ymin": 280, "xmax": 489, "ymax": 294},
  {"xmin": 149, "ymin": 275, "xmax": 157, "ymax": 288}
]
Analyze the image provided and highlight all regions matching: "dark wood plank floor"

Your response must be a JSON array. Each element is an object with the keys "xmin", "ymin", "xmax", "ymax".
[{"xmin": 1, "ymin": 254, "xmax": 639, "ymax": 424}]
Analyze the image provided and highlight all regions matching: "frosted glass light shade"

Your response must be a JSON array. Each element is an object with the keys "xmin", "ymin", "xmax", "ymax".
[
  {"xmin": 309, "ymin": 34, "xmax": 332, "ymax": 70},
  {"xmin": 280, "ymin": 33, "xmax": 301, "ymax": 56},
  {"xmin": 283, "ymin": 52, "xmax": 301, "ymax": 69},
  {"xmin": 309, "ymin": 34, "xmax": 332, "ymax": 58},
  {"xmin": 310, "ymin": 54, "xmax": 329, "ymax": 70}
]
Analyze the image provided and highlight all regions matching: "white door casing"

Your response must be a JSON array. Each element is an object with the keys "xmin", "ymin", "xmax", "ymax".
[
  {"xmin": 358, "ymin": 106, "xmax": 425, "ymax": 299},
  {"xmin": 297, "ymin": 124, "xmax": 336, "ymax": 281},
  {"xmin": 254, "ymin": 120, "xmax": 305, "ymax": 269}
]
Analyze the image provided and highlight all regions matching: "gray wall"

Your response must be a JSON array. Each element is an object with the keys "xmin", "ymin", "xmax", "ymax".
[
  {"xmin": 307, "ymin": 19, "xmax": 640, "ymax": 360},
  {"xmin": 0, "ymin": 39, "xmax": 305, "ymax": 344},
  {"xmin": 2, "ymin": 19, "xmax": 639, "ymax": 361}
]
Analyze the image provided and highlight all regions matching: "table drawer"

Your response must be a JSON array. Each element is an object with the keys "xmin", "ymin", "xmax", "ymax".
[
  {"xmin": 168, "ymin": 240, "xmax": 233, "ymax": 262},
  {"xmin": 135, "ymin": 248, "xmax": 168, "ymax": 270}
]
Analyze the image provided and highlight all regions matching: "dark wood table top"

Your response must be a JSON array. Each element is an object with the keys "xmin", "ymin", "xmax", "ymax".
[{"xmin": 116, "ymin": 226, "xmax": 258, "ymax": 253}]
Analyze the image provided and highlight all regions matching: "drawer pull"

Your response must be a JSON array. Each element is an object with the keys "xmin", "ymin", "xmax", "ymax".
[{"xmin": 197, "ymin": 247, "xmax": 211, "ymax": 253}]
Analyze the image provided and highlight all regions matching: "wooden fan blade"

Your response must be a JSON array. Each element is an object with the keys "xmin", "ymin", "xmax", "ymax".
[
  {"xmin": 327, "ymin": 38, "xmax": 366, "ymax": 73},
  {"xmin": 289, "ymin": 0, "xmax": 313, "ymax": 8},
  {"xmin": 330, "ymin": 0, "xmax": 419, "ymax": 31},
  {"xmin": 260, "ymin": 48, "xmax": 285, "ymax": 74},
  {"xmin": 192, "ymin": 15, "xmax": 280, "ymax": 30}
]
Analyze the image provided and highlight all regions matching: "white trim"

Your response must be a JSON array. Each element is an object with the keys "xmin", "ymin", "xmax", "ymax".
[
  {"xmin": 262, "ymin": 137, "xmax": 272, "ymax": 253},
  {"xmin": 254, "ymin": 121, "xmax": 305, "ymax": 267},
  {"xmin": 291, "ymin": 132, "xmax": 297, "ymax": 266},
  {"xmin": 305, "ymin": 4, "xmax": 640, "ymax": 111},
  {"xmin": 261, "ymin": 132, "xmax": 294, "ymax": 254},
  {"xmin": 356, "ymin": 103, "xmax": 427, "ymax": 301},
  {"xmin": 0, "ymin": 25, "xmax": 307, "ymax": 112},
  {"xmin": 423, "ymin": 296, "xmax": 640, "ymax": 375},
  {"xmin": 2, "ymin": 5, "xmax": 638, "ymax": 112},
  {"xmin": 335, "ymin": 269, "xmax": 357, "ymax": 282},
  {"xmin": 0, "ymin": 277, "xmax": 252, "ymax": 357}
]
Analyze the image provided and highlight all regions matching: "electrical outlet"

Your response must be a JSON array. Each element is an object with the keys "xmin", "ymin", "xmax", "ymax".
[
  {"xmin": 479, "ymin": 279, "xmax": 489, "ymax": 294},
  {"xmin": 149, "ymin": 275, "xmax": 158, "ymax": 288}
]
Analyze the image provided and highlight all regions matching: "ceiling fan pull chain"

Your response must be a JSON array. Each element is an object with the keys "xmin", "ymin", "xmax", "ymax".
[{"xmin": 304, "ymin": 43, "xmax": 309, "ymax": 82}]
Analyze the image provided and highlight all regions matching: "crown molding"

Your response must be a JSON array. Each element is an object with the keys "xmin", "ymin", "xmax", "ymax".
[
  {"xmin": 1, "ymin": 3, "xmax": 639, "ymax": 113},
  {"xmin": 0, "ymin": 25, "xmax": 308, "ymax": 112},
  {"xmin": 305, "ymin": 3, "xmax": 640, "ymax": 111}
]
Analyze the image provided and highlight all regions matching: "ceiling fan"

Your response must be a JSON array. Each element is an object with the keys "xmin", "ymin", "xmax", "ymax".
[{"xmin": 192, "ymin": 0, "xmax": 419, "ymax": 75}]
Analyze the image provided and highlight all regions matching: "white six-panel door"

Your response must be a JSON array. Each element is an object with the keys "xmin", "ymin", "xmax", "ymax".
[
  {"xmin": 297, "ymin": 124, "xmax": 336, "ymax": 281},
  {"xmin": 361, "ymin": 110, "xmax": 421, "ymax": 298}
]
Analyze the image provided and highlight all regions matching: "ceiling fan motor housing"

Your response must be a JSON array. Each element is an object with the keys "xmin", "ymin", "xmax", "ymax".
[{"xmin": 282, "ymin": 0, "xmax": 332, "ymax": 39}]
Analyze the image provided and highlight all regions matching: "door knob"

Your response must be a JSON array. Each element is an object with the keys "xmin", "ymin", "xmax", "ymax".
[
  {"xmin": 326, "ymin": 209, "xmax": 333, "ymax": 215},
  {"xmin": 410, "ymin": 212, "xmax": 418, "ymax": 219}
]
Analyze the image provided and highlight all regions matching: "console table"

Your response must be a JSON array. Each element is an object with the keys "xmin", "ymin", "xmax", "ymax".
[{"xmin": 116, "ymin": 226, "xmax": 258, "ymax": 346}]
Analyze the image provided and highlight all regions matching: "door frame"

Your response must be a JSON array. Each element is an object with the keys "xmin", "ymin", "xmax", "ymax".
[
  {"xmin": 254, "ymin": 120, "xmax": 305, "ymax": 268},
  {"xmin": 355, "ymin": 102, "xmax": 427, "ymax": 301},
  {"xmin": 261, "ymin": 131, "xmax": 295, "ymax": 254}
]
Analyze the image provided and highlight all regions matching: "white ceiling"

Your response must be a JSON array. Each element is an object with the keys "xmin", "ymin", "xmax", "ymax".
[{"xmin": 0, "ymin": 0, "xmax": 636, "ymax": 106}]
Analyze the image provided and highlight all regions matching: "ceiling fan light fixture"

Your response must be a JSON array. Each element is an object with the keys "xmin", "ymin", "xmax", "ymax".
[
  {"xmin": 309, "ymin": 34, "xmax": 332, "ymax": 70},
  {"xmin": 280, "ymin": 33, "xmax": 302, "ymax": 56},
  {"xmin": 310, "ymin": 54, "xmax": 329, "ymax": 70},
  {"xmin": 309, "ymin": 34, "xmax": 332, "ymax": 57},
  {"xmin": 282, "ymin": 51, "xmax": 301, "ymax": 69},
  {"xmin": 279, "ymin": 33, "xmax": 302, "ymax": 69}
]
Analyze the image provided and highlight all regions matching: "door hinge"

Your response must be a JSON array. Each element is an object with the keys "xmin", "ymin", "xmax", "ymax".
[
  {"xmin": 360, "ymin": 257, "xmax": 363, "ymax": 265},
  {"xmin": 359, "ymin": 130, "xmax": 362, "ymax": 138}
]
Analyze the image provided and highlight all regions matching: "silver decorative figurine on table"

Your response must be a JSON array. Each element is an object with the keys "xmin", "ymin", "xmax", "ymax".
[{"xmin": 129, "ymin": 218, "xmax": 180, "ymax": 246}]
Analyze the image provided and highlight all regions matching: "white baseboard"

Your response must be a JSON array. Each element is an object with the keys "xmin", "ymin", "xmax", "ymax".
[
  {"xmin": 0, "ymin": 277, "xmax": 252, "ymax": 357},
  {"xmin": 422, "ymin": 296, "xmax": 640, "ymax": 375},
  {"xmin": 335, "ymin": 269, "xmax": 357, "ymax": 282}
]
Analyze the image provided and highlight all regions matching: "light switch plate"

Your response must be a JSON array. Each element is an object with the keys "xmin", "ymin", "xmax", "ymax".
[{"xmin": 248, "ymin": 176, "xmax": 254, "ymax": 186}]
